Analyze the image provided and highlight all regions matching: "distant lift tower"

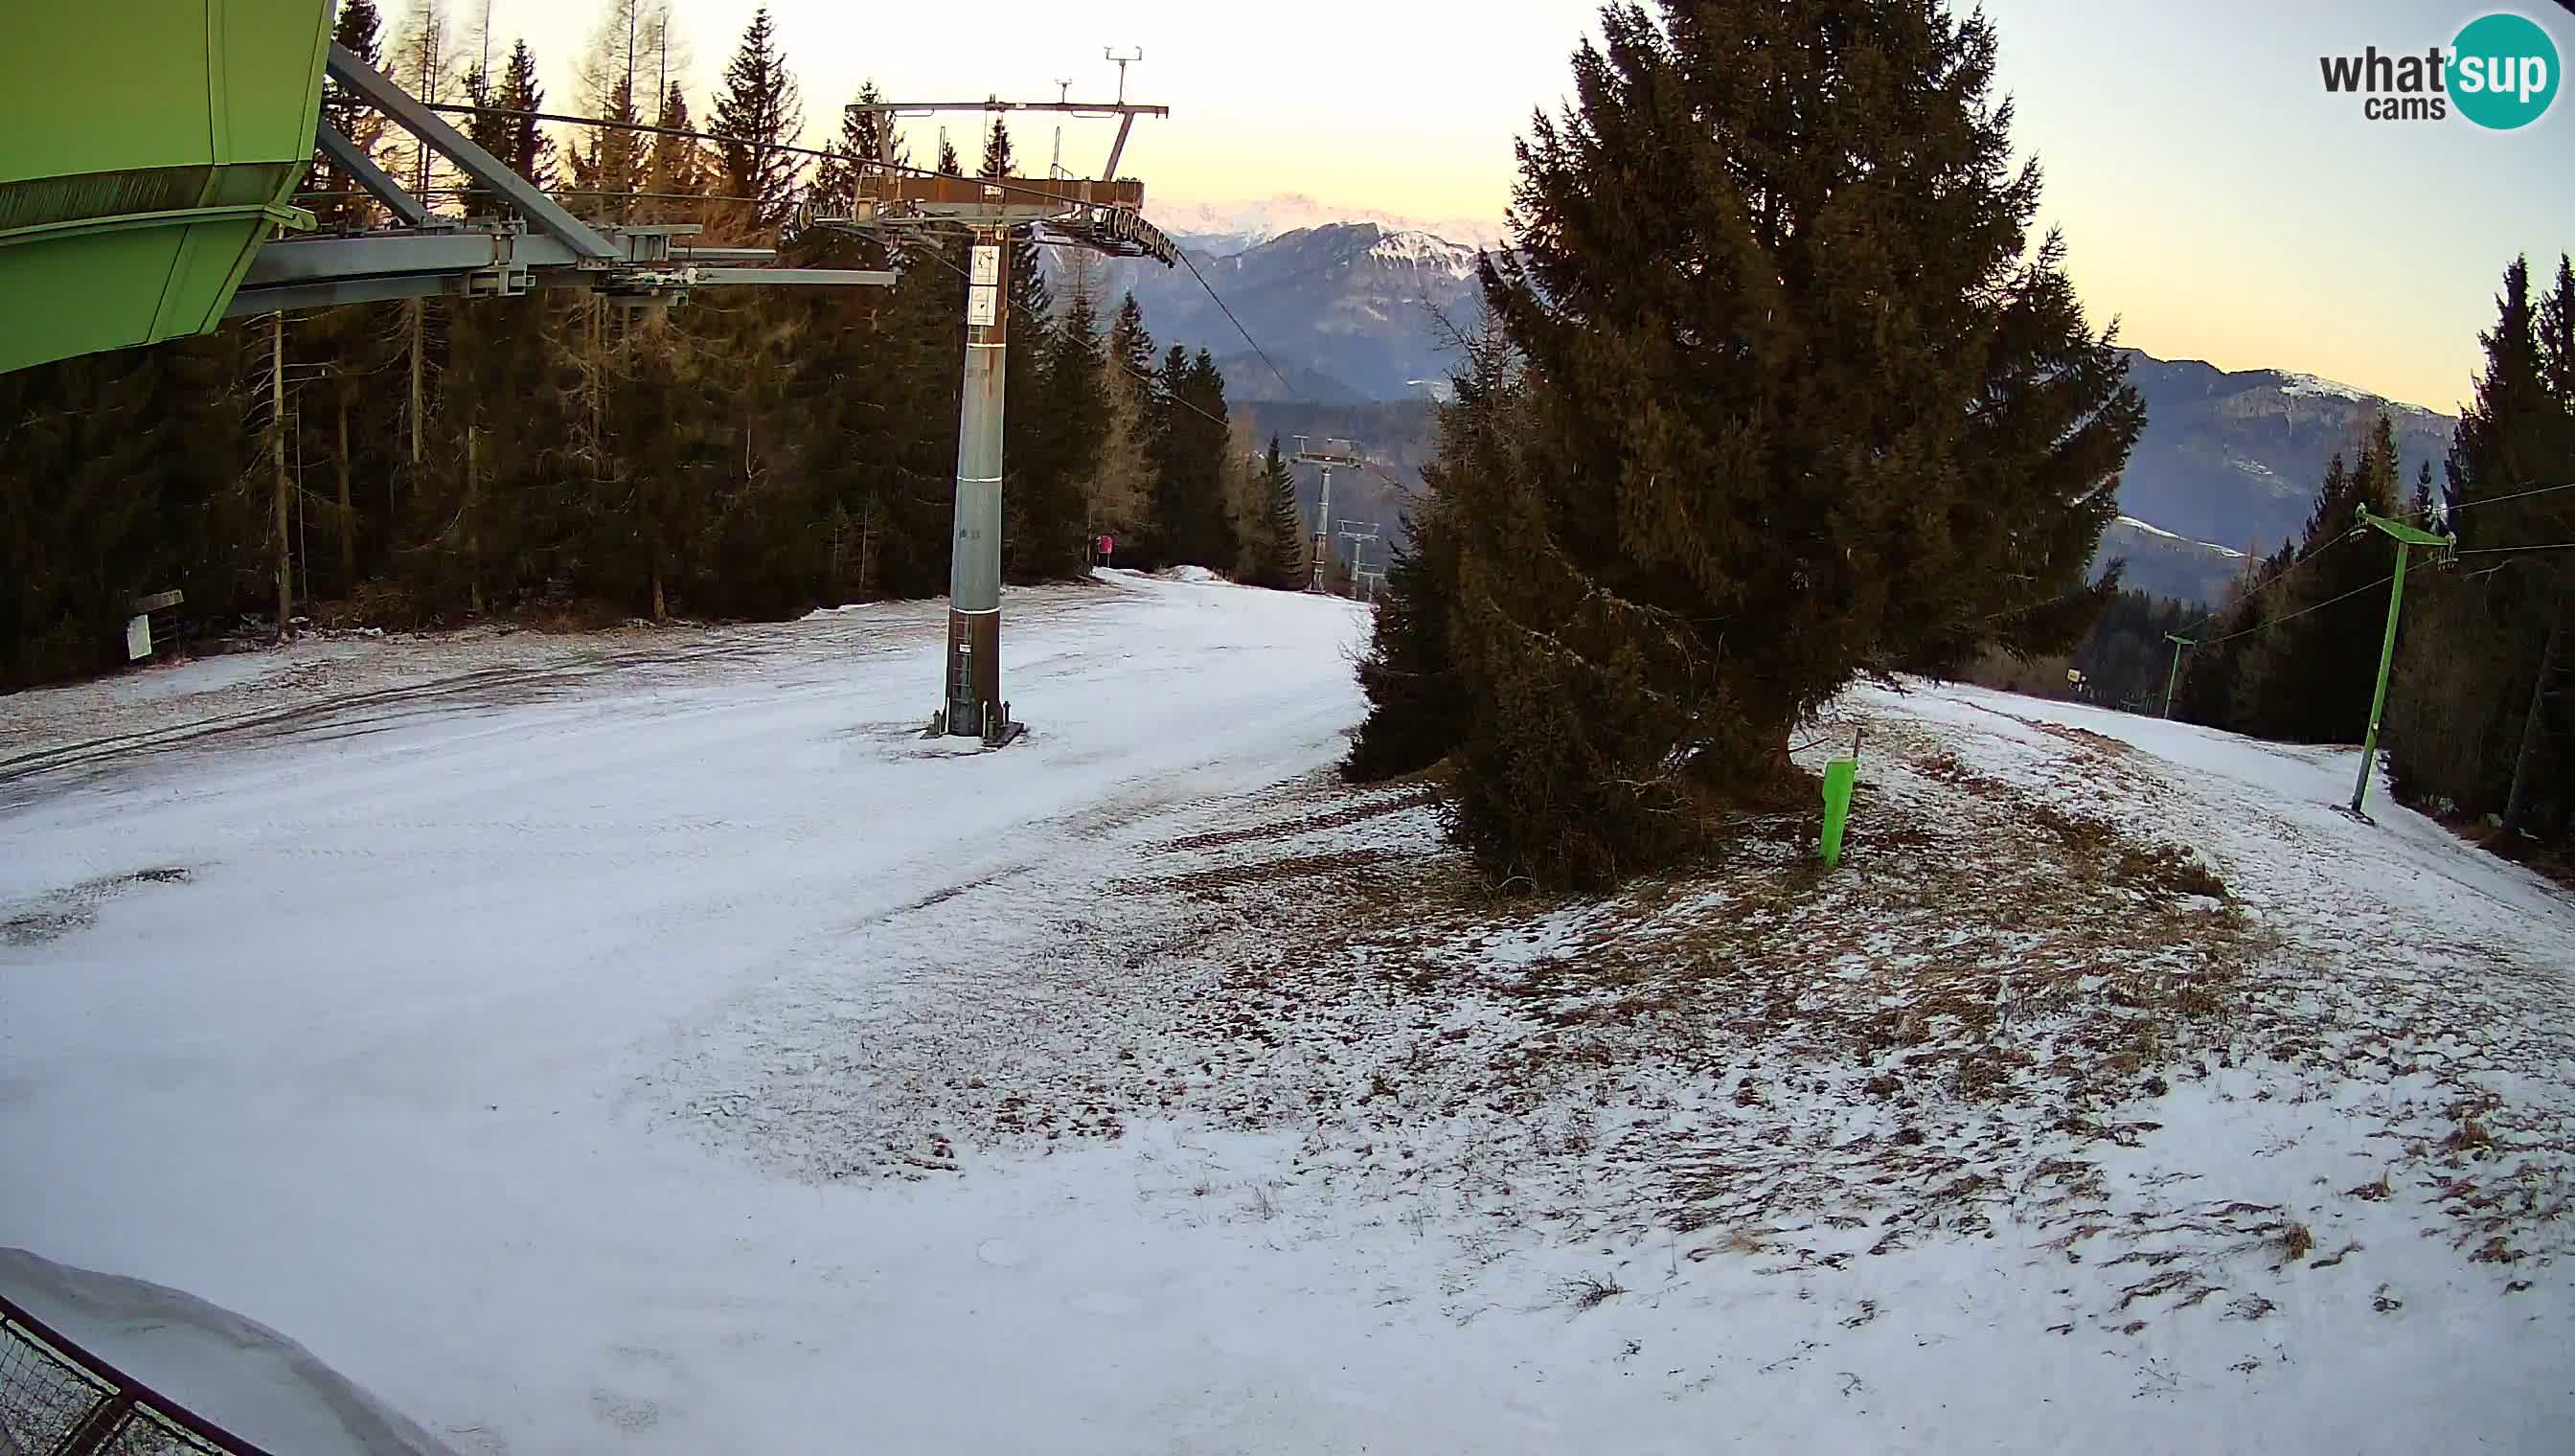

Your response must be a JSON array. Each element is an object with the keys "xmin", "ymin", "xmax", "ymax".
[
  {"xmin": 1336, "ymin": 521, "xmax": 1380, "ymax": 599},
  {"xmin": 822, "ymin": 72, "xmax": 1179, "ymax": 745},
  {"xmin": 1292, "ymin": 436, "xmax": 1365, "ymax": 593}
]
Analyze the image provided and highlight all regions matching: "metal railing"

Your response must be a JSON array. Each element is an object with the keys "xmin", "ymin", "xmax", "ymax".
[{"xmin": 0, "ymin": 1293, "xmax": 268, "ymax": 1456}]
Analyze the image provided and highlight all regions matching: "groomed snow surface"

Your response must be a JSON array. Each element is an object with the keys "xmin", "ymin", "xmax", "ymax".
[{"xmin": 4, "ymin": 569, "xmax": 2570, "ymax": 1453}]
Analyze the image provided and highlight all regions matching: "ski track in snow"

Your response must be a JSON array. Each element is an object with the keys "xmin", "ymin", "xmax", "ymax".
[{"xmin": 2, "ymin": 571, "xmax": 2570, "ymax": 1454}]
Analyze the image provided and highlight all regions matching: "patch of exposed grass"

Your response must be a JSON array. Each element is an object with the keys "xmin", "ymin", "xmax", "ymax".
[{"xmin": 1557, "ymin": 1271, "xmax": 1628, "ymax": 1311}]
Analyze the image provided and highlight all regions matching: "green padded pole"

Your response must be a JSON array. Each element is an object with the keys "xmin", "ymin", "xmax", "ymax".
[{"xmin": 1820, "ymin": 757, "xmax": 1857, "ymax": 869}]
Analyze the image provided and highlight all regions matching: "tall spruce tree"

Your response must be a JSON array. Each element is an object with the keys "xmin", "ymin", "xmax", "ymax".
[
  {"xmin": 2231, "ymin": 427, "xmax": 2402, "ymax": 742},
  {"xmin": 2175, "ymin": 541, "xmax": 2289, "ymax": 730},
  {"xmin": 711, "ymin": 8, "xmax": 805, "ymax": 239},
  {"xmin": 1021, "ymin": 280, "xmax": 1109, "ymax": 580},
  {"xmin": 976, "ymin": 120, "xmax": 1070, "ymax": 580},
  {"xmin": 641, "ymin": 81, "xmax": 711, "ymax": 224},
  {"xmin": 1151, "ymin": 348, "xmax": 1239, "ymax": 571},
  {"xmin": 569, "ymin": 75, "xmax": 647, "ymax": 219},
  {"xmin": 1099, "ymin": 293, "xmax": 1165, "ymax": 559},
  {"xmin": 2388, "ymin": 256, "xmax": 2575, "ymax": 839},
  {"xmin": 1346, "ymin": 0, "xmax": 2142, "ymax": 886},
  {"xmin": 310, "ymin": 0, "xmax": 388, "ymax": 231},
  {"xmin": 807, "ymin": 80, "xmax": 901, "ymax": 250},
  {"xmin": 461, "ymin": 42, "xmax": 540, "ymax": 220},
  {"xmin": 497, "ymin": 42, "xmax": 554, "ymax": 190},
  {"xmin": 1251, "ymin": 435, "xmax": 1307, "ymax": 588}
]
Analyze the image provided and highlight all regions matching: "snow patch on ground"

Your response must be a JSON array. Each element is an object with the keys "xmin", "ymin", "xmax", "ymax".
[{"xmin": 3, "ymin": 586, "xmax": 2569, "ymax": 1453}]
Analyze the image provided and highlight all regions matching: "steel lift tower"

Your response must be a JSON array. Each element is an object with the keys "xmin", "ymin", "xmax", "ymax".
[
  {"xmin": 1291, "ymin": 437, "xmax": 1364, "ymax": 593},
  {"xmin": 824, "ymin": 79, "xmax": 1178, "ymax": 746}
]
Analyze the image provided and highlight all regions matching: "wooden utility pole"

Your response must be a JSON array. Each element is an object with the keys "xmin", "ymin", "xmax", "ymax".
[
  {"xmin": 466, "ymin": 423, "xmax": 483, "ymax": 616},
  {"xmin": 336, "ymin": 394, "xmax": 355, "ymax": 589},
  {"xmin": 271, "ymin": 312, "xmax": 291, "ymax": 641},
  {"xmin": 408, "ymin": 300, "xmax": 424, "ymax": 472}
]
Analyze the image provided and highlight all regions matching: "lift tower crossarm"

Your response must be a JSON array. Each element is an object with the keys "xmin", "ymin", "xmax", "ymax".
[
  {"xmin": 849, "ymin": 97, "xmax": 1169, "ymax": 183},
  {"xmin": 313, "ymin": 124, "xmax": 438, "ymax": 228},
  {"xmin": 324, "ymin": 41, "xmax": 616, "ymax": 261}
]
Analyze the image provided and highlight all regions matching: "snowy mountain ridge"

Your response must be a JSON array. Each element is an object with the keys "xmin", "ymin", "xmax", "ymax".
[
  {"xmin": 1364, "ymin": 229, "xmax": 1481, "ymax": 279},
  {"xmin": 1153, "ymin": 192, "xmax": 1508, "ymax": 256},
  {"xmin": 2271, "ymin": 370, "xmax": 2445, "ymax": 419}
]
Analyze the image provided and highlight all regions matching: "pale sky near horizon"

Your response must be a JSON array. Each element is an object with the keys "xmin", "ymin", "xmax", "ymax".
[{"xmin": 450, "ymin": 0, "xmax": 2573, "ymax": 413}]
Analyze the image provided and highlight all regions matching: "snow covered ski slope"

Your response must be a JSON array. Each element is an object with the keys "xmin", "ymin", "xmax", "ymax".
[{"xmin": 3, "ymin": 571, "xmax": 2569, "ymax": 1453}]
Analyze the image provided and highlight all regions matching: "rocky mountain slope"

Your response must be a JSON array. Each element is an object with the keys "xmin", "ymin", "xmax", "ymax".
[
  {"xmin": 1104, "ymin": 222, "xmax": 1484, "ymax": 401},
  {"xmin": 1094, "ymin": 220, "xmax": 2457, "ymax": 606},
  {"xmin": 2113, "ymin": 351, "xmax": 2456, "ymax": 560}
]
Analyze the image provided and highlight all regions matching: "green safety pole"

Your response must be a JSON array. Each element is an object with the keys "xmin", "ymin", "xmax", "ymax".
[
  {"xmin": 1820, "ymin": 757, "xmax": 1858, "ymax": 869},
  {"xmin": 2161, "ymin": 633, "xmax": 2194, "ymax": 718},
  {"xmin": 2350, "ymin": 508, "xmax": 2456, "ymax": 817}
]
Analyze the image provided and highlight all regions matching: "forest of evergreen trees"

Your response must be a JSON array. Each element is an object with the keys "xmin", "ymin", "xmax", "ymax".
[
  {"xmin": 2166, "ymin": 256, "xmax": 2575, "ymax": 849},
  {"xmin": 0, "ymin": 0, "xmax": 1310, "ymax": 692},
  {"xmin": 1971, "ymin": 254, "xmax": 2575, "ymax": 854}
]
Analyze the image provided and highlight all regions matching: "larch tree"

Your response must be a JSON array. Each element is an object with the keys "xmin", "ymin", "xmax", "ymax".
[{"xmin": 387, "ymin": 0, "xmax": 456, "ymax": 198}]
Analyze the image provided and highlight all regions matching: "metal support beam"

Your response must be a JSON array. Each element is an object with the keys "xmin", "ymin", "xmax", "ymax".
[
  {"xmin": 244, "ymin": 229, "xmax": 522, "ymax": 284},
  {"xmin": 2350, "ymin": 508, "xmax": 2456, "ymax": 818},
  {"xmin": 229, "ymin": 272, "xmax": 454, "ymax": 314},
  {"xmin": 2161, "ymin": 633, "xmax": 2194, "ymax": 718},
  {"xmin": 325, "ymin": 41, "xmax": 615, "ymax": 260},
  {"xmin": 313, "ymin": 124, "xmax": 439, "ymax": 228},
  {"xmin": 1103, "ymin": 114, "xmax": 1137, "ymax": 179},
  {"xmin": 939, "ymin": 228, "xmax": 1014, "ymax": 743},
  {"xmin": 692, "ymin": 267, "xmax": 899, "ymax": 287},
  {"xmin": 858, "ymin": 100, "xmax": 1168, "ymax": 117}
]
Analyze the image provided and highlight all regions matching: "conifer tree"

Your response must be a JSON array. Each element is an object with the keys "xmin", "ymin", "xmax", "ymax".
[
  {"xmin": 2388, "ymin": 255, "xmax": 2575, "ymax": 838},
  {"xmin": 2232, "ymin": 426, "xmax": 2401, "ymax": 742},
  {"xmin": 1151, "ymin": 348, "xmax": 1239, "ymax": 571},
  {"xmin": 809, "ymin": 80, "xmax": 901, "ymax": 243},
  {"xmin": 712, "ymin": 7, "xmax": 805, "ymax": 239},
  {"xmin": 1018, "ymin": 280, "xmax": 1109, "ymax": 580},
  {"xmin": 1096, "ymin": 294, "xmax": 1164, "ymax": 560},
  {"xmin": 1252, "ymin": 435, "xmax": 1307, "ymax": 588},
  {"xmin": 569, "ymin": 76, "xmax": 647, "ymax": 218},
  {"xmin": 311, "ymin": 0, "xmax": 388, "ymax": 231},
  {"xmin": 642, "ymin": 81, "xmax": 711, "ymax": 223},
  {"xmin": 1346, "ymin": 0, "xmax": 2142, "ymax": 885}
]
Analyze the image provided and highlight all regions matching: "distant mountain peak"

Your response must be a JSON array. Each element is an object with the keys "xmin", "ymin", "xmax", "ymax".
[
  {"xmin": 1366, "ymin": 230, "xmax": 1480, "ymax": 280},
  {"xmin": 2267, "ymin": 370, "xmax": 2443, "ymax": 418},
  {"xmin": 1151, "ymin": 193, "xmax": 1507, "ymax": 255},
  {"xmin": 2117, "ymin": 347, "xmax": 2443, "ymax": 419}
]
